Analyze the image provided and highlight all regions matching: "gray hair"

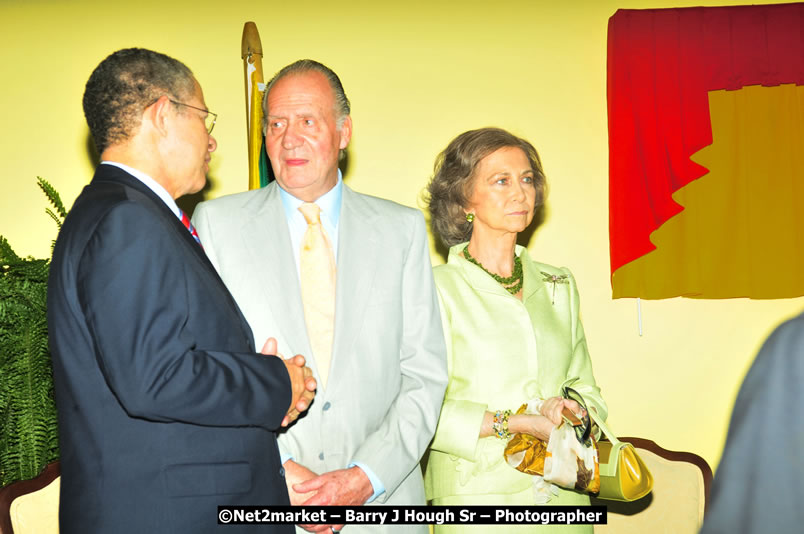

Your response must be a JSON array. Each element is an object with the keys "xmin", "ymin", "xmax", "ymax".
[{"xmin": 262, "ymin": 59, "xmax": 351, "ymax": 130}]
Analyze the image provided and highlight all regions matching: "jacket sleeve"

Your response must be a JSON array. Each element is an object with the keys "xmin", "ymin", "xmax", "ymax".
[
  {"xmin": 561, "ymin": 267, "xmax": 608, "ymax": 429},
  {"xmin": 428, "ymin": 287, "xmax": 487, "ymax": 461},
  {"xmin": 77, "ymin": 201, "xmax": 291, "ymax": 430}
]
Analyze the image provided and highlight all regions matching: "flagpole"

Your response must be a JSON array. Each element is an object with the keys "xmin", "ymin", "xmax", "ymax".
[{"xmin": 241, "ymin": 22, "xmax": 265, "ymax": 190}]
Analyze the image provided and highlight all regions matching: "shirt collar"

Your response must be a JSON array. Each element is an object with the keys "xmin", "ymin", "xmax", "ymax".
[
  {"xmin": 100, "ymin": 161, "xmax": 181, "ymax": 219},
  {"xmin": 278, "ymin": 170, "xmax": 343, "ymax": 227}
]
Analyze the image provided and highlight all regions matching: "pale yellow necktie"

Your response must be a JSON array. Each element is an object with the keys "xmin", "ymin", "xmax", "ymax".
[{"xmin": 298, "ymin": 202, "xmax": 336, "ymax": 388}]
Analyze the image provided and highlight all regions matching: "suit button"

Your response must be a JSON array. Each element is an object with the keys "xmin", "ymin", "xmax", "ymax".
[
  {"xmin": 323, "ymin": 402, "xmax": 331, "ymax": 411},
  {"xmin": 279, "ymin": 467, "xmax": 285, "ymax": 477},
  {"xmin": 319, "ymin": 452, "xmax": 325, "ymax": 460}
]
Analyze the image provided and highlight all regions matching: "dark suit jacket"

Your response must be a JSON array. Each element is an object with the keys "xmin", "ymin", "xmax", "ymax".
[
  {"xmin": 47, "ymin": 165, "xmax": 294, "ymax": 533},
  {"xmin": 699, "ymin": 312, "xmax": 804, "ymax": 534}
]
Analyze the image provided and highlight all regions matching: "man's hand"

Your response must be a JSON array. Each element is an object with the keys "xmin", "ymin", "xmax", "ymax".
[
  {"xmin": 282, "ymin": 356, "xmax": 316, "ymax": 425},
  {"xmin": 260, "ymin": 338, "xmax": 316, "ymax": 426},
  {"xmin": 294, "ymin": 467, "xmax": 374, "ymax": 532},
  {"xmin": 283, "ymin": 460, "xmax": 318, "ymax": 505}
]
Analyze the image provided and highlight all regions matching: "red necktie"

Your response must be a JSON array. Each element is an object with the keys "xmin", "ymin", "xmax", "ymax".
[{"xmin": 180, "ymin": 210, "xmax": 203, "ymax": 247}]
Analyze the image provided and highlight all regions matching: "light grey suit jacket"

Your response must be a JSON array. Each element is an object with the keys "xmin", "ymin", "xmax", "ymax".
[
  {"xmin": 699, "ymin": 312, "xmax": 804, "ymax": 534},
  {"xmin": 193, "ymin": 182, "xmax": 447, "ymax": 530}
]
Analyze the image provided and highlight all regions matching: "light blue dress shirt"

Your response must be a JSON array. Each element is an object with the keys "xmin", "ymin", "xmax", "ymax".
[
  {"xmin": 278, "ymin": 173, "xmax": 342, "ymax": 278},
  {"xmin": 277, "ymin": 172, "xmax": 385, "ymax": 502}
]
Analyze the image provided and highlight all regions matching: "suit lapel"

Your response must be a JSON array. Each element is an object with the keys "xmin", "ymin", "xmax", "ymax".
[
  {"xmin": 241, "ymin": 184, "xmax": 313, "ymax": 360},
  {"xmin": 521, "ymin": 249, "xmax": 557, "ymax": 385},
  {"xmin": 331, "ymin": 186, "xmax": 380, "ymax": 385},
  {"xmin": 454, "ymin": 244, "xmax": 551, "ymax": 376},
  {"xmin": 521, "ymin": 248, "xmax": 546, "ymax": 305}
]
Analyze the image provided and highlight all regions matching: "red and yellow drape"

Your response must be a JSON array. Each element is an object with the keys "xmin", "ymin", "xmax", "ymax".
[{"xmin": 608, "ymin": 4, "xmax": 804, "ymax": 299}]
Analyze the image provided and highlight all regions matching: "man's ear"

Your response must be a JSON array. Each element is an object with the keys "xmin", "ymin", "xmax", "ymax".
[
  {"xmin": 338, "ymin": 115, "xmax": 352, "ymax": 149},
  {"xmin": 144, "ymin": 95, "xmax": 173, "ymax": 138}
]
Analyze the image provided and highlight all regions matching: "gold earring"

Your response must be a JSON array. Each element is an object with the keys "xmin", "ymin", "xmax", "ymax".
[{"xmin": 465, "ymin": 213, "xmax": 475, "ymax": 223}]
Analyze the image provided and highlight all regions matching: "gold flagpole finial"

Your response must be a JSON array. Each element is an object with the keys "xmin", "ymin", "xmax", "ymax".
[{"xmin": 241, "ymin": 22, "xmax": 266, "ymax": 190}]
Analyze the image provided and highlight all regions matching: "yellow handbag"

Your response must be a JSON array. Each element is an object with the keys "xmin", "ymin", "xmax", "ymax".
[{"xmin": 590, "ymin": 410, "xmax": 653, "ymax": 501}]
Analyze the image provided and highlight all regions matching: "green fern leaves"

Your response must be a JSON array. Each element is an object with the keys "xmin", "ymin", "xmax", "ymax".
[{"xmin": 0, "ymin": 179, "xmax": 64, "ymax": 487}]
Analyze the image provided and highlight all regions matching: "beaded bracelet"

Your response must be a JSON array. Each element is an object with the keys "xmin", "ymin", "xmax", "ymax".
[{"xmin": 492, "ymin": 409, "xmax": 512, "ymax": 439}]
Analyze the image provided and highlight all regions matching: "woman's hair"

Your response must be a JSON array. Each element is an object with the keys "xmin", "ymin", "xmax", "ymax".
[{"xmin": 425, "ymin": 127, "xmax": 546, "ymax": 247}]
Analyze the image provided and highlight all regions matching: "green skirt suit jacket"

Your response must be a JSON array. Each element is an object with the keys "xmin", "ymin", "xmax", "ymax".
[{"xmin": 425, "ymin": 244, "xmax": 607, "ymax": 532}]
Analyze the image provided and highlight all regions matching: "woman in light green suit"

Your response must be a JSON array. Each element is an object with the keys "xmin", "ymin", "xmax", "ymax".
[{"xmin": 424, "ymin": 128, "xmax": 607, "ymax": 533}]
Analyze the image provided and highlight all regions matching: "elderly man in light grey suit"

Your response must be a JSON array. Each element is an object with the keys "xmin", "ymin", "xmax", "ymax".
[{"xmin": 193, "ymin": 60, "xmax": 447, "ymax": 533}]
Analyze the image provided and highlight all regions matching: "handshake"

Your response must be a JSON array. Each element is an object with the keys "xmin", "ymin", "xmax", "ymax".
[{"xmin": 261, "ymin": 338, "xmax": 317, "ymax": 426}]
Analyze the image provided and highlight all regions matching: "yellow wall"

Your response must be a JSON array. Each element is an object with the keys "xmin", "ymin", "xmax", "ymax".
[{"xmin": 2, "ymin": 0, "xmax": 802, "ymax": 470}]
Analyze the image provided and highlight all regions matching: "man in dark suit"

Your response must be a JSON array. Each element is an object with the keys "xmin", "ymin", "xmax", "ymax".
[
  {"xmin": 699, "ymin": 313, "xmax": 804, "ymax": 534},
  {"xmin": 47, "ymin": 48, "xmax": 315, "ymax": 533}
]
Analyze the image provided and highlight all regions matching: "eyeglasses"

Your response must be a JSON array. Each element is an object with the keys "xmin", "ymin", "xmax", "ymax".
[
  {"xmin": 562, "ymin": 386, "xmax": 592, "ymax": 446},
  {"xmin": 169, "ymin": 99, "xmax": 217, "ymax": 134}
]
